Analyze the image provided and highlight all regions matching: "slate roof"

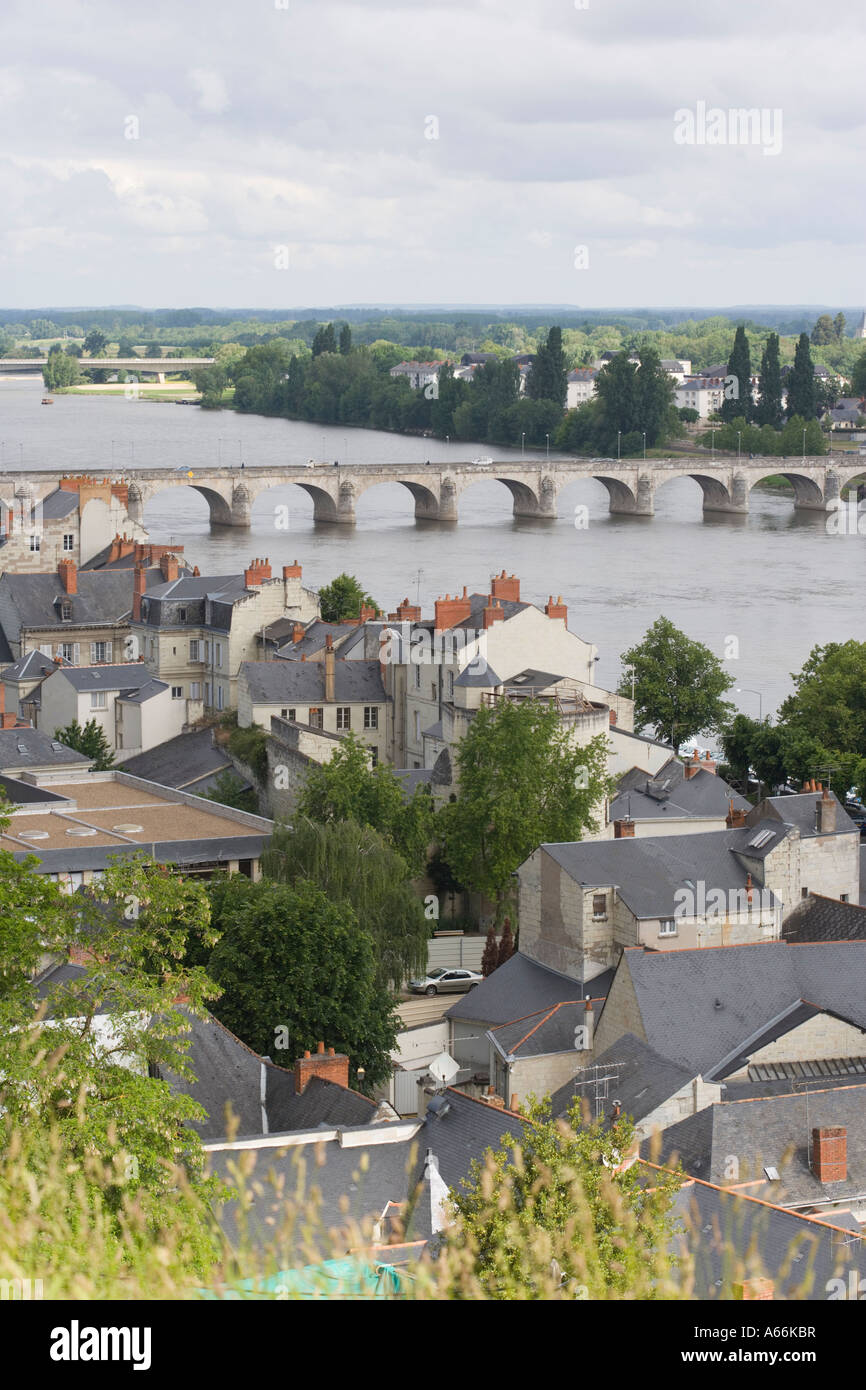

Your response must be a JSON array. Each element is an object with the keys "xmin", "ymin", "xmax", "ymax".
[
  {"xmin": 783, "ymin": 894, "xmax": 866, "ymax": 943},
  {"xmin": 39, "ymin": 488, "xmax": 80, "ymax": 519},
  {"xmin": 1, "ymin": 650, "xmax": 57, "ymax": 683},
  {"xmin": 445, "ymin": 951, "xmax": 612, "ymax": 1027},
  {"xmin": 611, "ymin": 758, "xmax": 749, "ymax": 822},
  {"xmin": 0, "ymin": 567, "xmax": 166, "ymax": 631},
  {"xmin": 418, "ymin": 1087, "xmax": 523, "ymax": 1193},
  {"xmin": 489, "ymin": 1001, "xmax": 589, "ymax": 1059},
  {"xmin": 0, "ymin": 727, "xmax": 90, "ymax": 770},
  {"xmin": 551, "ymin": 1032, "xmax": 695, "ymax": 1126},
  {"xmin": 665, "ymin": 1173, "xmax": 866, "ymax": 1300},
  {"xmin": 276, "ymin": 621, "xmax": 358, "ymax": 658},
  {"xmin": 614, "ymin": 939, "xmax": 866, "ymax": 1079},
  {"xmin": 540, "ymin": 828, "xmax": 782, "ymax": 920},
  {"xmin": 58, "ymin": 663, "xmax": 160, "ymax": 692},
  {"xmin": 119, "ymin": 728, "xmax": 234, "ymax": 792},
  {"xmin": 760, "ymin": 791, "xmax": 858, "ymax": 840},
  {"xmin": 240, "ymin": 659, "xmax": 387, "ymax": 705},
  {"xmin": 0, "ymin": 774, "xmax": 73, "ymax": 804},
  {"xmin": 454, "ymin": 662, "xmax": 501, "ymax": 688},
  {"xmin": 646, "ymin": 1084, "xmax": 866, "ymax": 1207},
  {"xmin": 116, "ymin": 678, "xmax": 168, "ymax": 703}
]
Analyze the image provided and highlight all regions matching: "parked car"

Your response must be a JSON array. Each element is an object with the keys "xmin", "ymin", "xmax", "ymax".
[{"xmin": 408, "ymin": 967, "xmax": 483, "ymax": 996}]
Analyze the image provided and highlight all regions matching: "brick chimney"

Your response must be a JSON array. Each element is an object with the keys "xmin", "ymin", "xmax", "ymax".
[
  {"xmin": 815, "ymin": 787, "xmax": 837, "ymax": 835},
  {"xmin": 159, "ymin": 552, "xmax": 180, "ymax": 582},
  {"xmin": 324, "ymin": 641, "xmax": 335, "ymax": 703},
  {"xmin": 282, "ymin": 560, "xmax": 302, "ymax": 580},
  {"xmin": 292, "ymin": 621, "xmax": 306, "ymax": 645},
  {"xmin": 482, "ymin": 596, "xmax": 505, "ymax": 629},
  {"xmin": 490, "ymin": 569, "xmax": 520, "ymax": 603},
  {"xmin": 0, "ymin": 683, "xmax": 18, "ymax": 730},
  {"xmin": 733, "ymin": 1278, "xmax": 774, "ymax": 1301},
  {"xmin": 702, "ymin": 750, "xmax": 716, "ymax": 776},
  {"xmin": 244, "ymin": 557, "xmax": 272, "ymax": 587},
  {"xmin": 812, "ymin": 1127, "xmax": 847, "ymax": 1182},
  {"xmin": 358, "ymin": 602, "xmax": 378, "ymax": 623},
  {"xmin": 582, "ymin": 995, "xmax": 593, "ymax": 1048},
  {"xmin": 434, "ymin": 587, "xmax": 472, "ymax": 632},
  {"xmin": 683, "ymin": 749, "xmax": 701, "ymax": 781},
  {"xmin": 391, "ymin": 597, "xmax": 421, "ymax": 622},
  {"xmin": 614, "ymin": 819, "xmax": 635, "ymax": 838},
  {"xmin": 132, "ymin": 563, "xmax": 147, "ymax": 622},
  {"xmin": 609, "ymin": 709, "xmax": 617, "ymax": 726},
  {"xmin": 294, "ymin": 1041, "xmax": 350, "ymax": 1094},
  {"xmin": 726, "ymin": 798, "xmax": 747, "ymax": 829},
  {"xmin": 545, "ymin": 595, "xmax": 567, "ymax": 623},
  {"xmin": 57, "ymin": 559, "xmax": 77, "ymax": 595}
]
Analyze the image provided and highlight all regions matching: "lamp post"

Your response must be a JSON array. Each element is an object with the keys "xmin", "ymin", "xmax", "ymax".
[
  {"xmin": 736, "ymin": 687, "xmax": 763, "ymax": 722},
  {"xmin": 545, "ymin": 433, "xmax": 550, "ymax": 460},
  {"xmin": 802, "ymin": 426, "xmax": 807, "ymax": 461},
  {"xmin": 737, "ymin": 430, "xmax": 741, "ymax": 460},
  {"xmin": 642, "ymin": 431, "xmax": 646, "ymax": 459},
  {"xmin": 617, "ymin": 430, "xmax": 621, "ymax": 460},
  {"xmin": 711, "ymin": 427, "xmax": 716, "ymax": 458},
  {"xmin": 521, "ymin": 431, "xmax": 525, "ymax": 459}
]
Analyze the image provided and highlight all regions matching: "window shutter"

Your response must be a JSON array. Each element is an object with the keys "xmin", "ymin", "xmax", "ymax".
[
  {"xmin": 90, "ymin": 643, "xmax": 97, "ymax": 663},
  {"xmin": 105, "ymin": 642, "xmax": 112, "ymax": 662},
  {"xmin": 73, "ymin": 643, "xmax": 80, "ymax": 665}
]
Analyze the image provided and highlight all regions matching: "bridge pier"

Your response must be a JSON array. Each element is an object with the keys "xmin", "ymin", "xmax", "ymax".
[
  {"xmin": 335, "ymin": 479, "xmax": 356, "ymax": 526},
  {"xmin": 127, "ymin": 485, "xmax": 144, "ymax": 525},
  {"xmin": 792, "ymin": 469, "xmax": 838, "ymax": 513},
  {"xmin": 700, "ymin": 473, "xmax": 749, "ymax": 515},
  {"xmin": 438, "ymin": 477, "xmax": 459, "ymax": 522},
  {"xmin": 226, "ymin": 483, "xmax": 252, "ymax": 527},
  {"xmin": 606, "ymin": 474, "xmax": 654, "ymax": 516}
]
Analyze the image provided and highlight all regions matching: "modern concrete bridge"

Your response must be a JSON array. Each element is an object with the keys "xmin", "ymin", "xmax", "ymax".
[
  {"xmin": 0, "ymin": 357, "xmax": 213, "ymax": 384},
  {"xmin": 2, "ymin": 456, "xmax": 864, "ymax": 528}
]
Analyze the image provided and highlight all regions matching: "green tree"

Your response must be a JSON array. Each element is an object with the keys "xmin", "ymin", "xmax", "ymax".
[
  {"xmin": 318, "ymin": 572, "xmax": 378, "ymax": 622},
  {"xmin": 811, "ymin": 314, "xmax": 835, "ymax": 347},
  {"xmin": 206, "ymin": 874, "xmax": 398, "ymax": 1084},
  {"xmin": 446, "ymin": 1096, "xmax": 680, "ymax": 1300},
  {"xmin": 480, "ymin": 926, "xmax": 499, "ymax": 976},
  {"xmin": 497, "ymin": 918, "xmax": 515, "ymax": 967},
  {"xmin": 438, "ymin": 699, "xmax": 611, "ymax": 919},
  {"xmin": 526, "ymin": 326, "xmax": 567, "ymax": 408},
  {"xmin": 83, "ymin": 328, "xmax": 108, "ymax": 356},
  {"xmin": 833, "ymin": 312, "xmax": 846, "ymax": 342},
  {"xmin": 786, "ymin": 332, "xmax": 816, "ymax": 420},
  {"xmin": 262, "ymin": 817, "xmax": 429, "ymax": 990},
  {"xmin": 54, "ymin": 718, "xmax": 116, "ymax": 769},
  {"xmin": 0, "ymin": 851, "xmax": 220, "ymax": 1268},
  {"xmin": 117, "ymin": 335, "xmax": 136, "ymax": 358},
  {"xmin": 634, "ymin": 346, "xmax": 676, "ymax": 446},
  {"xmin": 297, "ymin": 732, "xmax": 433, "ymax": 874},
  {"xmin": 201, "ymin": 768, "xmax": 258, "ymax": 814},
  {"xmin": 312, "ymin": 323, "xmax": 337, "ymax": 356},
  {"xmin": 720, "ymin": 714, "xmax": 787, "ymax": 795},
  {"xmin": 851, "ymin": 349, "xmax": 866, "ymax": 398},
  {"xmin": 339, "ymin": 323, "xmax": 352, "ymax": 355},
  {"xmin": 42, "ymin": 347, "xmax": 81, "ymax": 390},
  {"xmin": 618, "ymin": 618, "xmax": 735, "ymax": 745},
  {"xmin": 720, "ymin": 326, "xmax": 752, "ymax": 424},
  {"xmin": 776, "ymin": 641, "xmax": 866, "ymax": 797},
  {"xmin": 192, "ymin": 363, "xmax": 227, "ymax": 408},
  {"xmin": 755, "ymin": 332, "xmax": 783, "ymax": 428}
]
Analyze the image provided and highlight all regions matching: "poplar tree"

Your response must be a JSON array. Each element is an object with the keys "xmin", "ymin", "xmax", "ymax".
[
  {"xmin": 786, "ymin": 332, "xmax": 816, "ymax": 419},
  {"xmin": 720, "ymin": 325, "xmax": 752, "ymax": 423},
  {"xmin": 755, "ymin": 332, "xmax": 783, "ymax": 429}
]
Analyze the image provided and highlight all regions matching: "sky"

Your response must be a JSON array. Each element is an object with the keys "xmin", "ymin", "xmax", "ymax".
[{"xmin": 1, "ymin": 0, "xmax": 864, "ymax": 309}]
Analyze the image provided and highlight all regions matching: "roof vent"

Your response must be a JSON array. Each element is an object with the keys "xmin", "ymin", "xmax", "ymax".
[
  {"xmin": 65, "ymin": 826, "xmax": 97, "ymax": 836},
  {"xmin": 19, "ymin": 829, "xmax": 49, "ymax": 840},
  {"xmin": 112, "ymin": 823, "xmax": 143, "ymax": 834},
  {"xmin": 426, "ymin": 1094, "xmax": 451, "ymax": 1119}
]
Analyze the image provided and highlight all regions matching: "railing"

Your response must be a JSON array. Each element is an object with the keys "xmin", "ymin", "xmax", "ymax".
[{"xmin": 481, "ymin": 688, "xmax": 602, "ymax": 720}]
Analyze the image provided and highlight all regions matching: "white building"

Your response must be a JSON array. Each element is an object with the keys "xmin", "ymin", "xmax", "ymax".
[{"xmin": 37, "ymin": 661, "xmax": 188, "ymax": 758}]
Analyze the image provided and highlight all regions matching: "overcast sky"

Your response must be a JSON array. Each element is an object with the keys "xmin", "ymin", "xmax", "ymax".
[{"xmin": 2, "ymin": 0, "xmax": 864, "ymax": 309}]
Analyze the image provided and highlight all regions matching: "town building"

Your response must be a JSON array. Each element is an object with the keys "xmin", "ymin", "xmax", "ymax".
[
  {"xmin": 36, "ymin": 661, "xmax": 188, "ymax": 757},
  {"xmin": 0, "ymin": 476, "xmax": 148, "ymax": 575}
]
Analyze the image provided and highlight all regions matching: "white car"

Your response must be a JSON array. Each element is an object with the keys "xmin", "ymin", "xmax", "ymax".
[{"xmin": 472, "ymin": 456, "xmax": 493, "ymax": 468}]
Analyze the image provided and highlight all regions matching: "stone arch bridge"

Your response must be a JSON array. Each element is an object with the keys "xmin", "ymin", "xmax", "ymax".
[{"xmin": 5, "ymin": 456, "xmax": 865, "ymax": 528}]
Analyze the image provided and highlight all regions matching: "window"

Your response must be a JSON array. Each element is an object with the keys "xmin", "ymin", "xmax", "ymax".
[
  {"xmin": 62, "ymin": 534, "xmax": 74, "ymax": 552},
  {"xmin": 431, "ymin": 683, "xmax": 436, "ymax": 700},
  {"xmin": 190, "ymin": 681, "xmax": 201, "ymax": 699},
  {"xmin": 659, "ymin": 919, "xmax": 677, "ymax": 937},
  {"xmin": 205, "ymin": 682, "xmax": 211, "ymax": 705},
  {"xmin": 592, "ymin": 893, "xmax": 607, "ymax": 920},
  {"xmin": 841, "ymin": 894, "xmax": 849, "ymax": 903},
  {"xmin": 215, "ymin": 643, "xmax": 222, "ymax": 668},
  {"xmin": 29, "ymin": 535, "xmax": 40, "ymax": 552},
  {"xmin": 204, "ymin": 640, "xmax": 210, "ymax": 662},
  {"xmin": 364, "ymin": 706, "xmax": 378, "ymax": 729},
  {"xmin": 60, "ymin": 602, "xmax": 72, "ymax": 622},
  {"xmin": 90, "ymin": 641, "xmax": 110, "ymax": 663},
  {"xmin": 189, "ymin": 640, "xmax": 199, "ymax": 661},
  {"xmin": 414, "ymin": 710, "xmax": 420, "ymax": 741},
  {"xmin": 172, "ymin": 646, "xmax": 176, "ymax": 656},
  {"xmin": 216, "ymin": 685, "xmax": 224, "ymax": 710},
  {"xmin": 448, "ymin": 671, "xmax": 454, "ymax": 699},
  {"xmin": 90, "ymin": 690, "xmax": 107, "ymax": 709},
  {"xmin": 171, "ymin": 686, "xmax": 183, "ymax": 699},
  {"xmin": 59, "ymin": 642, "xmax": 78, "ymax": 663},
  {"xmin": 281, "ymin": 707, "xmax": 297, "ymax": 721},
  {"xmin": 337, "ymin": 707, "xmax": 351, "ymax": 730},
  {"xmin": 178, "ymin": 608, "xmax": 187, "ymax": 622},
  {"xmin": 370, "ymin": 747, "xmax": 378, "ymax": 766},
  {"xmin": 414, "ymin": 664, "xmax": 421, "ymax": 689},
  {"xmin": 309, "ymin": 707, "xmax": 323, "ymax": 730},
  {"xmin": 801, "ymin": 887, "xmax": 809, "ymax": 899}
]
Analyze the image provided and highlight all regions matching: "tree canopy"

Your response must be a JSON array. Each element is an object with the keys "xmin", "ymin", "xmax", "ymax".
[
  {"xmin": 318, "ymin": 572, "xmax": 378, "ymax": 622},
  {"xmin": 618, "ymin": 618, "xmax": 734, "ymax": 746},
  {"xmin": 54, "ymin": 718, "xmax": 115, "ymax": 769}
]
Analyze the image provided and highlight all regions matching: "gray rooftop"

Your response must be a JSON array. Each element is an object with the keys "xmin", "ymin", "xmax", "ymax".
[
  {"xmin": 241, "ymin": 659, "xmax": 387, "ymax": 705},
  {"xmin": 611, "ymin": 757, "xmax": 749, "ymax": 822},
  {"xmin": 0, "ymin": 727, "xmax": 90, "ymax": 771},
  {"xmin": 446, "ymin": 951, "xmax": 611, "ymax": 1027},
  {"xmin": 39, "ymin": 488, "xmax": 80, "ymax": 520},
  {"xmin": 489, "ymin": 1000, "xmax": 588, "ymax": 1059},
  {"xmin": 551, "ymin": 1031, "xmax": 695, "ymax": 1127},
  {"xmin": 758, "ymin": 791, "xmax": 859, "ymax": 840},
  {"xmin": 0, "ymin": 567, "xmax": 167, "ymax": 632},
  {"xmin": 119, "ymin": 728, "xmax": 234, "ymax": 792},
  {"xmin": 1, "ymin": 649, "xmax": 57, "ymax": 683},
  {"xmin": 783, "ymin": 893, "xmax": 866, "ymax": 944},
  {"xmin": 57, "ymin": 663, "xmax": 161, "ymax": 693}
]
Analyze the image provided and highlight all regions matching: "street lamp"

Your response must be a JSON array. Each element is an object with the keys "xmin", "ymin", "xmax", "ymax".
[
  {"xmin": 711, "ymin": 428, "xmax": 716, "ymax": 458},
  {"xmin": 521, "ymin": 431, "xmax": 525, "ymax": 459},
  {"xmin": 737, "ymin": 430, "xmax": 741, "ymax": 460},
  {"xmin": 617, "ymin": 430, "xmax": 622, "ymax": 460},
  {"xmin": 736, "ymin": 687, "xmax": 763, "ymax": 722},
  {"xmin": 642, "ymin": 431, "xmax": 646, "ymax": 459},
  {"xmin": 802, "ymin": 426, "xmax": 807, "ymax": 461},
  {"xmin": 545, "ymin": 433, "xmax": 550, "ymax": 460}
]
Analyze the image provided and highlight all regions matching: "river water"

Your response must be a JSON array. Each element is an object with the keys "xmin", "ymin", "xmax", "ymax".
[{"xmin": 1, "ymin": 376, "xmax": 862, "ymax": 719}]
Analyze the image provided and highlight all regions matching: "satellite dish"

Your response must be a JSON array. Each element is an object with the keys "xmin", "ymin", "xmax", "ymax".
[{"xmin": 428, "ymin": 1051, "xmax": 460, "ymax": 1087}]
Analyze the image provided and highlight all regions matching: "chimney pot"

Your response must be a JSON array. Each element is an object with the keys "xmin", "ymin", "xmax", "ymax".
[{"xmin": 317, "ymin": 1040, "xmax": 325, "ymax": 1054}]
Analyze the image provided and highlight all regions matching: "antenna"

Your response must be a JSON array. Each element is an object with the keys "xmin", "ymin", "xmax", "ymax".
[
  {"xmin": 569, "ymin": 1060, "xmax": 627, "ymax": 1120},
  {"xmin": 414, "ymin": 568, "xmax": 424, "ymax": 606}
]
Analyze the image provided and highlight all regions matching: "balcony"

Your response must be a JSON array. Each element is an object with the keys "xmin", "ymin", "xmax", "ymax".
[{"xmin": 480, "ymin": 686, "xmax": 606, "ymax": 725}]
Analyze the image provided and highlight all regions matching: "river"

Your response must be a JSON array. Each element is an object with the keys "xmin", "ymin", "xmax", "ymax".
[{"xmin": 1, "ymin": 376, "xmax": 862, "ymax": 720}]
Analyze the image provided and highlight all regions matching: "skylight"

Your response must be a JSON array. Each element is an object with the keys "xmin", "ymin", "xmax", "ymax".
[{"xmin": 747, "ymin": 829, "xmax": 774, "ymax": 849}]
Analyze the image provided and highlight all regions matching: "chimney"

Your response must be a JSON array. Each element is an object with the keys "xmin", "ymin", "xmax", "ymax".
[
  {"xmin": 609, "ymin": 709, "xmax": 617, "ymax": 726},
  {"xmin": 393, "ymin": 597, "xmax": 421, "ymax": 622},
  {"xmin": 244, "ymin": 557, "xmax": 272, "ymax": 587},
  {"xmin": 57, "ymin": 559, "xmax": 77, "ymax": 595},
  {"xmin": 509, "ymin": 1094, "xmax": 519, "ymax": 1112},
  {"xmin": 159, "ymin": 552, "xmax": 180, "ymax": 582},
  {"xmin": 702, "ymin": 750, "xmax": 716, "ymax": 776},
  {"xmin": 282, "ymin": 560, "xmax": 302, "ymax": 580},
  {"xmin": 545, "ymin": 595, "xmax": 567, "ymax": 623},
  {"xmin": 434, "ymin": 587, "xmax": 472, "ymax": 632},
  {"xmin": 132, "ymin": 563, "xmax": 147, "ymax": 622},
  {"xmin": 733, "ymin": 1279, "xmax": 774, "ymax": 1301},
  {"xmin": 812, "ymin": 1127, "xmax": 847, "ymax": 1182},
  {"xmin": 611, "ymin": 1100, "xmax": 622, "ymax": 1121},
  {"xmin": 0, "ymin": 683, "xmax": 17, "ymax": 730},
  {"xmin": 684, "ymin": 749, "xmax": 701, "ymax": 781},
  {"xmin": 726, "ymin": 797, "xmax": 747, "ymax": 829},
  {"xmin": 292, "ymin": 621, "xmax": 306, "ymax": 645},
  {"xmin": 815, "ymin": 787, "xmax": 837, "ymax": 835},
  {"xmin": 482, "ymin": 596, "xmax": 505, "ymax": 630},
  {"xmin": 325, "ymin": 644, "xmax": 335, "ymax": 703},
  {"xmin": 613, "ymin": 819, "xmax": 635, "ymax": 838},
  {"xmin": 490, "ymin": 569, "xmax": 520, "ymax": 603},
  {"xmin": 358, "ymin": 602, "xmax": 378, "ymax": 624},
  {"xmin": 294, "ymin": 1043, "xmax": 350, "ymax": 1094},
  {"xmin": 582, "ymin": 995, "xmax": 593, "ymax": 1048}
]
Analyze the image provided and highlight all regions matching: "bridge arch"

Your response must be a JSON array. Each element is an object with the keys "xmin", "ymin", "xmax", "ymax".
[
  {"xmin": 456, "ymin": 472, "xmax": 556, "ymax": 520},
  {"xmin": 593, "ymin": 474, "xmax": 648, "ymax": 515},
  {"xmin": 748, "ymin": 469, "xmax": 825, "ymax": 511},
  {"xmin": 132, "ymin": 480, "xmax": 237, "ymax": 528}
]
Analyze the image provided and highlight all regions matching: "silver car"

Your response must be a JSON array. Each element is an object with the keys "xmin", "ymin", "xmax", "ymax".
[{"xmin": 408, "ymin": 967, "xmax": 483, "ymax": 996}]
